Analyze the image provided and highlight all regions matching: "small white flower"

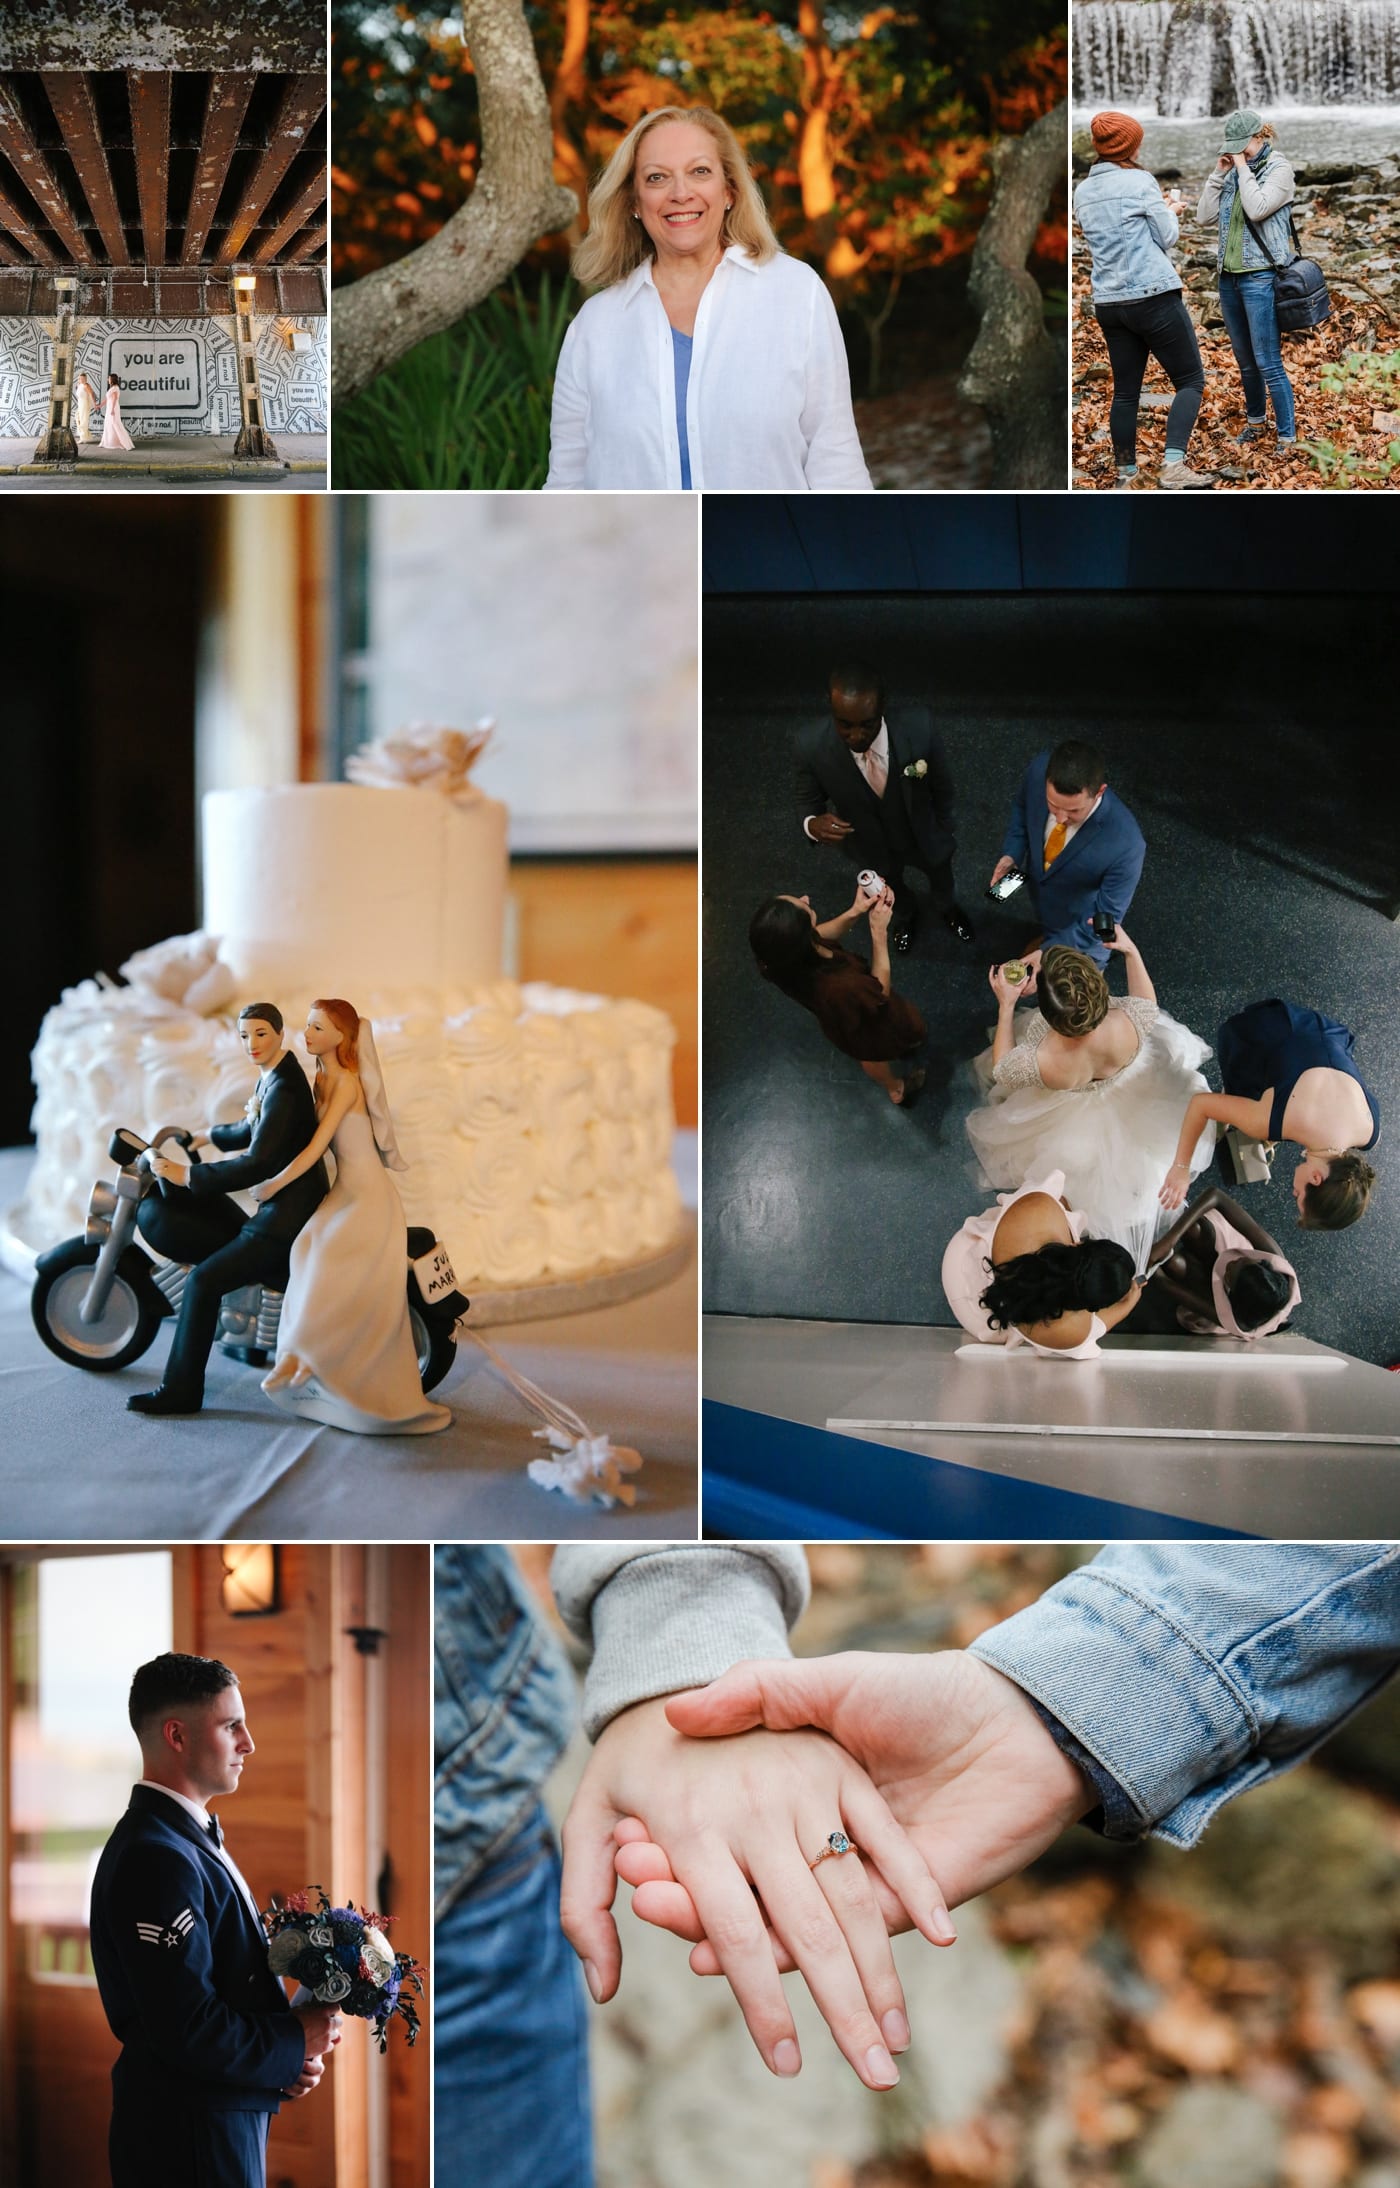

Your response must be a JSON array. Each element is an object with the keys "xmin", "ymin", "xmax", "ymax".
[
  {"xmin": 361, "ymin": 1928, "xmax": 395, "ymax": 1984},
  {"xmin": 903, "ymin": 757, "xmax": 928, "ymax": 779},
  {"xmin": 315, "ymin": 1967, "xmax": 353, "ymax": 2004},
  {"xmin": 308, "ymin": 1923, "xmax": 335, "ymax": 1948}
]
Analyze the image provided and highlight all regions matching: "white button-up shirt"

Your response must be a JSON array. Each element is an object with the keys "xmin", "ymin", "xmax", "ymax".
[{"xmin": 546, "ymin": 246, "xmax": 872, "ymax": 492}]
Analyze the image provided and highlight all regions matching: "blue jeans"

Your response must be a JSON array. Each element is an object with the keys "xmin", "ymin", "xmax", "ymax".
[
  {"xmin": 434, "ymin": 1807, "xmax": 594, "ymax": 2188},
  {"xmin": 1218, "ymin": 270, "xmax": 1296, "ymax": 437}
]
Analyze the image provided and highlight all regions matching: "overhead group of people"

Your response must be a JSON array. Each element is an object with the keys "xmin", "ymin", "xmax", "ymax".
[
  {"xmin": 748, "ymin": 667, "xmax": 1380, "ymax": 1359},
  {"xmin": 1074, "ymin": 106, "xmax": 1307, "ymax": 488}
]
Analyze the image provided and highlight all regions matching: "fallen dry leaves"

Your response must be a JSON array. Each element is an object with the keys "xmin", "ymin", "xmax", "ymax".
[{"xmin": 1071, "ymin": 255, "xmax": 1400, "ymax": 490}]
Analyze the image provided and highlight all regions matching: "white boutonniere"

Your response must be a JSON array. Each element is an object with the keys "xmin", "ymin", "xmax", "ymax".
[{"xmin": 903, "ymin": 758, "xmax": 928, "ymax": 780}]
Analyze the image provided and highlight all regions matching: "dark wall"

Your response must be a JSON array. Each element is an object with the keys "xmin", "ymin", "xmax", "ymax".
[
  {"xmin": 702, "ymin": 495, "xmax": 1400, "ymax": 595},
  {"xmin": 0, "ymin": 504, "xmax": 211, "ymax": 1146}
]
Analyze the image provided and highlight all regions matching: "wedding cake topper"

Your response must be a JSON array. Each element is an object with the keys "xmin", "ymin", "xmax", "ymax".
[{"xmin": 345, "ymin": 721, "xmax": 496, "ymax": 804}]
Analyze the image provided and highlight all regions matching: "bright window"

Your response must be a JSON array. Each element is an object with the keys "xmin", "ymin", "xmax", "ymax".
[{"xmin": 10, "ymin": 1553, "xmax": 173, "ymax": 1982}]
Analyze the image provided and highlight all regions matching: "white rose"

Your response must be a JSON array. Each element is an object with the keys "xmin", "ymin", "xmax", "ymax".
[
  {"xmin": 308, "ymin": 1924, "xmax": 335, "ymax": 1948},
  {"xmin": 314, "ymin": 1967, "xmax": 353, "ymax": 2003},
  {"xmin": 361, "ymin": 1927, "xmax": 395, "ymax": 1984}
]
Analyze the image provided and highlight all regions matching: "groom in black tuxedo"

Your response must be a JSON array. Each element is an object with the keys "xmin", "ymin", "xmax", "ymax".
[
  {"xmin": 128, "ymin": 1002, "xmax": 329, "ymax": 1415},
  {"xmin": 794, "ymin": 661, "xmax": 973, "ymax": 952}
]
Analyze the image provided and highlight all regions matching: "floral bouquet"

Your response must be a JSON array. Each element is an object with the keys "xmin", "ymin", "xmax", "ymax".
[{"xmin": 263, "ymin": 1888, "xmax": 423, "ymax": 2052}]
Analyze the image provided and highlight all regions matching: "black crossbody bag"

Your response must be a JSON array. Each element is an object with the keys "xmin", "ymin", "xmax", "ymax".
[{"xmin": 1241, "ymin": 206, "xmax": 1332, "ymax": 332}]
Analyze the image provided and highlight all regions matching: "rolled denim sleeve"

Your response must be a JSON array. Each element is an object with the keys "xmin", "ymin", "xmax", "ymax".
[
  {"xmin": 968, "ymin": 1544, "xmax": 1400, "ymax": 1847},
  {"xmin": 551, "ymin": 1545, "xmax": 811, "ymax": 1740}
]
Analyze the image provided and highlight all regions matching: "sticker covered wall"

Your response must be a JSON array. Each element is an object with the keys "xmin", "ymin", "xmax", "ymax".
[{"xmin": 0, "ymin": 315, "xmax": 328, "ymax": 439}]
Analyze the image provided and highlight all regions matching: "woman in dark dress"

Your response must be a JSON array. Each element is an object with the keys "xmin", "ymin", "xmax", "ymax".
[
  {"xmin": 1159, "ymin": 998, "xmax": 1378, "ymax": 1229},
  {"xmin": 749, "ymin": 884, "xmax": 925, "ymax": 1105}
]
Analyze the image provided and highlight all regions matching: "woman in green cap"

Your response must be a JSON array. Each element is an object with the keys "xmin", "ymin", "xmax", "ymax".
[{"xmin": 1197, "ymin": 112, "xmax": 1298, "ymax": 454}]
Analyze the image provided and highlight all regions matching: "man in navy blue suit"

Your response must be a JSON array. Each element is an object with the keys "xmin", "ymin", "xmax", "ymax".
[
  {"xmin": 90, "ymin": 1653, "xmax": 341, "ymax": 2188},
  {"xmin": 992, "ymin": 739, "xmax": 1146, "ymax": 969}
]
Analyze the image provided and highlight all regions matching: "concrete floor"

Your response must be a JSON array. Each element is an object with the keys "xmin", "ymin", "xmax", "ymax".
[
  {"xmin": 704, "ymin": 1315, "xmax": 1400, "ymax": 1539},
  {"xmin": 0, "ymin": 432, "xmax": 326, "ymax": 487},
  {"xmin": 702, "ymin": 590, "xmax": 1400, "ymax": 1368}
]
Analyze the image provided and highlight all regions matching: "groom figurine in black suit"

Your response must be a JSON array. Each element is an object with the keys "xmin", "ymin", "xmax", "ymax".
[
  {"xmin": 794, "ymin": 661, "xmax": 974, "ymax": 952},
  {"xmin": 90, "ymin": 1652, "xmax": 340, "ymax": 2188},
  {"xmin": 128, "ymin": 1001, "xmax": 329, "ymax": 1415}
]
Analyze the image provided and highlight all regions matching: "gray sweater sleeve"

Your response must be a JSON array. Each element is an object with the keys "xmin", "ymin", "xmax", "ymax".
[{"xmin": 550, "ymin": 1545, "xmax": 811, "ymax": 1739}]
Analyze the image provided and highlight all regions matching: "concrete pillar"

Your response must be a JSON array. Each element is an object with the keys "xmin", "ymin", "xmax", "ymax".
[
  {"xmin": 32, "ymin": 276, "xmax": 80, "ymax": 463},
  {"xmin": 228, "ymin": 272, "xmax": 279, "ymax": 460}
]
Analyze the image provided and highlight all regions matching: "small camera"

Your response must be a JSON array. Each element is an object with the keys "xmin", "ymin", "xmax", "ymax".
[
  {"xmin": 1092, "ymin": 912, "xmax": 1117, "ymax": 943},
  {"xmin": 857, "ymin": 869, "xmax": 886, "ymax": 899}
]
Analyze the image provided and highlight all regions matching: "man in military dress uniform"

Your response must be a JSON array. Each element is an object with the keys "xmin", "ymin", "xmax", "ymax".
[{"xmin": 90, "ymin": 1652, "xmax": 341, "ymax": 2188}]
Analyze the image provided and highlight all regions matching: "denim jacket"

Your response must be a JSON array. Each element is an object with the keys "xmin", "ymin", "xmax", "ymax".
[
  {"xmin": 971, "ymin": 1543, "xmax": 1400, "ymax": 1847},
  {"xmin": 1073, "ymin": 161, "xmax": 1182, "ymax": 302},
  {"xmin": 1198, "ymin": 148, "xmax": 1297, "ymax": 274},
  {"xmin": 434, "ymin": 1545, "xmax": 578, "ymax": 1918}
]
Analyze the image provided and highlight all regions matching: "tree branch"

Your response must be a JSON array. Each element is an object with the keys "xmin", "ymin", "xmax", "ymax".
[
  {"xmin": 959, "ymin": 100, "xmax": 1067, "ymax": 489},
  {"xmin": 332, "ymin": 0, "xmax": 577, "ymax": 404}
]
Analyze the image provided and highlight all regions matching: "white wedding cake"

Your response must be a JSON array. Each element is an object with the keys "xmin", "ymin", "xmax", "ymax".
[{"xmin": 19, "ymin": 729, "xmax": 683, "ymax": 1298}]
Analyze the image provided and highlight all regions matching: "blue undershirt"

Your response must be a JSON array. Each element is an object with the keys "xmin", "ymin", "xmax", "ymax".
[{"xmin": 671, "ymin": 327, "xmax": 693, "ymax": 490}]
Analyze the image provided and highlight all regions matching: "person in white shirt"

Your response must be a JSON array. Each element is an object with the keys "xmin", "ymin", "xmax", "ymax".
[{"xmin": 545, "ymin": 105, "xmax": 872, "ymax": 493}]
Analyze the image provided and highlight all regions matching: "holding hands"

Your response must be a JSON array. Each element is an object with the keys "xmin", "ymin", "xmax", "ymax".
[
  {"xmin": 560, "ymin": 1693, "xmax": 957, "ymax": 2089},
  {"xmin": 563, "ymin": 1654, "xmax": 1092, "ymax": 2086}
]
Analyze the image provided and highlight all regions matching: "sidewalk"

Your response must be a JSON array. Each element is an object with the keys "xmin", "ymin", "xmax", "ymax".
[{"xmin": 0, "ymin": 433, "xmax": 326, "ymax": 488}]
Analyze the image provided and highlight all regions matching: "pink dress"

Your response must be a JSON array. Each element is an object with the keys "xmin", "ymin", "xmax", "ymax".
[
  {"xmin": 99, "ymin": 387, "xmax": 134, "ymax": 451},
  {"xmin": 941, "ymin": 1168, "xmax": 1108, "ymax": 1358}
]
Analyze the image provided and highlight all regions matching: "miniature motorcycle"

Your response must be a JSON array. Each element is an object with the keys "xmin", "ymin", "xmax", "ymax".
[{"xmin": 31, "ymin": 1124, "xmax": 467, "ymax": 1393}]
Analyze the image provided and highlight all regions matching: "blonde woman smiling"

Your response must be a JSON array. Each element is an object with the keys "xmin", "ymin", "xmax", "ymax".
[{"xmin": 546, "ymin": 106, "xmax": 872, "ymax": 491}]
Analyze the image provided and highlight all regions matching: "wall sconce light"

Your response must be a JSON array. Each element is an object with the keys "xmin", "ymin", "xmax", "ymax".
[
  {"xmin": 54, "ymin": 276, "xmax": 77, "ymax": 292},
  {"xmin": 233, "ymin": 273, "xmax": 257, "ymax": 288},
  {"xmin": 221, "ymin": 1543, "xmax": 281, "ymax": 1616}
]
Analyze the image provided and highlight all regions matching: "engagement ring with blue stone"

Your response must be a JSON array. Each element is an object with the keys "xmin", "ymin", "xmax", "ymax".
[{"xmin": 809, "ymin": 1829, "xmax": 859, "ymax": 1870}]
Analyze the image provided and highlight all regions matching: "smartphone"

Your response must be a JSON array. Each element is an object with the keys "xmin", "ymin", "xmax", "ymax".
[{"xmin": 986, "ymin": 866, "xmax": 1026, "ymax": 903}]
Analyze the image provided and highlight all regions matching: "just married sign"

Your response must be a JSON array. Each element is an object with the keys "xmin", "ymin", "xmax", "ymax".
[{"xmin": 105, "ymin": 334, "xmax": 204, "ymax": 411}]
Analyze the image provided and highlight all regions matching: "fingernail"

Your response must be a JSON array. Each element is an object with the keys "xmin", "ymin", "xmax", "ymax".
[
  {"xmin": 773, "ymin": 2037, "xmax": 801, "ymax": 2077},
  {"xmin": 879, "ymin": 2004, "xmax": 914, "ymax": 2056},
  {"xmin": 931, "ymin": 1909, "xmax": 957, "ymax": 1944},
  {"xmin": 583, "ymin": 1959, "xmax": 603, "ymax": 2003},
  {"xmin": 864, "ymin": 2044, "xmax": 899, "ymax": 2088},
  {"xmin": 882, "ymin": 2009, "xmax": 910, "ymax": 2054}
]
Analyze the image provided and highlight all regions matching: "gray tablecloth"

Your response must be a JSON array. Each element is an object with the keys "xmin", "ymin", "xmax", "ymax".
[{"xmin": 0, "ymin": 1143, "xmax": 697, "ymax": 1542}]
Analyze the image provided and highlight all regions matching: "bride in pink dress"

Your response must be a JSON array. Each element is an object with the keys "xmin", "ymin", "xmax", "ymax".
[{"xmin": 99, "ymin": 374, "xmax": 135, "ymax": 451}]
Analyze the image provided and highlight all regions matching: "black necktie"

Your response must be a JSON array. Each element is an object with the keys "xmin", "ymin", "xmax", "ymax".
[{"xmin": 206, "ymin": 1813, "xmax": 223, "ymax": 1848}]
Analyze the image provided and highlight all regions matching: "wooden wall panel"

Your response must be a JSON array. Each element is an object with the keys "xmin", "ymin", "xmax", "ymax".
[{"xmin": 512, "ymin": 858, "xmax": 698, "ymax": 1127}]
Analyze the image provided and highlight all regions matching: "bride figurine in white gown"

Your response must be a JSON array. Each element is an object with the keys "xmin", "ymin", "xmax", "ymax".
[
  {"xmin": 966, "ymin": 930, "xmax": 1216, "ymax": 1272},
  {"xmin": 253, "ymin": 998, "xmax": 451, "ymax": 1435}
]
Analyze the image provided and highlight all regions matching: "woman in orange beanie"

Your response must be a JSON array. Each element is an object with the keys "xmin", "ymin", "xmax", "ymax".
[{"xmin": 1073, "ymin": 111, "xmax": 1213, "ymax": 490}]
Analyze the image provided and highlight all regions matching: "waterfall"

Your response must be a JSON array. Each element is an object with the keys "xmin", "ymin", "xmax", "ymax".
[{"xmin": 1074, "ymin": 0, "xmax": 1400, "ymax": 116}]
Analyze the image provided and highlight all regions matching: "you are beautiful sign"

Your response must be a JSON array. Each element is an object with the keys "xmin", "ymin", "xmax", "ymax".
[{"xmin": 105, "ymin": 335, "xmax": 204, "ymax": 412}]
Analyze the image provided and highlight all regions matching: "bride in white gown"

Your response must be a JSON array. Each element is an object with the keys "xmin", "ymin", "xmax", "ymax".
[
  {"xmin": 966, "ymin": 931, "xmax": 1216, "ymax": 1272},
  {"xmin": 252, "ymin": 998, "xmax": 451, "ymax": 1435}
]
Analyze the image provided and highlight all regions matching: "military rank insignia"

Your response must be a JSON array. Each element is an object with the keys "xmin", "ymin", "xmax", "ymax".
[{"xmin": 137, "ymin": 1908, "xmax": 195, "ymax": 1950}]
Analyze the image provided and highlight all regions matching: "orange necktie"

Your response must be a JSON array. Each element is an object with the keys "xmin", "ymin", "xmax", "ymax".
[{"xmin": 1043, "ymin": 821, "xmax": 1068, "ymax": 871}]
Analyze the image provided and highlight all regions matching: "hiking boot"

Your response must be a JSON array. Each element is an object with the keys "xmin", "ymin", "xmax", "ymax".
[{"xmin": 1158, "ymin": 461, "xmax": 1217, "ymax": 490}]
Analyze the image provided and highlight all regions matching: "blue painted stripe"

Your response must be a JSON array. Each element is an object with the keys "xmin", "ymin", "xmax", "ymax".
[{"xmin": 702, "ymin": 1400, "xmax": 1254, "ymax": 1542}]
